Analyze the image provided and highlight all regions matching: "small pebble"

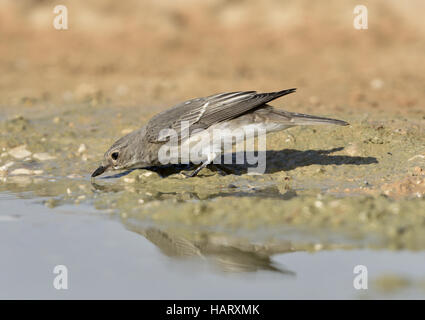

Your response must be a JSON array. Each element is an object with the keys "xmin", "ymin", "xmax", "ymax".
[
  {"xmin": 345, "ymin": 143, "xmax": 361, "ymax": 156},
  {"xmin": 10, "ymin": 168, "xmax": 43, "ymax": 175},
  {"xmin": 8, "ymin": 145, "xmax": 32, "ymax": 159},
  {"xmin": 10, "ymin": 168, "xmax": 33, "ymax": 175},
  {"xmin": 77, "ymin": 144, "xmax": 87, "ymax": 154},
  {"xmin": 121, "ymin": 128, "xmax": 133, "ymax": 135},
  {"xmin": 0, "ymin": 161, "xmax": 14, "ymax": 172},
  {"xmin": 33, "ymin": 153, "xmax": 56, "ymax": 161}
]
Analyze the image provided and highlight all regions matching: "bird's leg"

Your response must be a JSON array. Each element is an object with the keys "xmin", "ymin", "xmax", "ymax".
[
  {"xmin": 187, "ymin": 161, "xmax": 210, "ymax": 177},
  {"xmin": 186, "ymin": 152, "xmax": 218, "ymax": 177}
]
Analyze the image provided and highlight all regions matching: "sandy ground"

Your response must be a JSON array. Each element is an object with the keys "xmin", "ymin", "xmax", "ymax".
[{"xmin": 1, "ymin": 0, "xmax": 425, "ymax": 295}]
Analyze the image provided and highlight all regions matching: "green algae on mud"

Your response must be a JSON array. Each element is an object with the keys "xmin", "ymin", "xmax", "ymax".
[{"xmin": 0, "ymin": 103, "xmax": 424, "ymax": 252}]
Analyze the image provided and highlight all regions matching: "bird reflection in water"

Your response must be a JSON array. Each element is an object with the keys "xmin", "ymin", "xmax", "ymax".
[{"xmin": 125, "ymin": 221, "xmax": 296, "ymax": 275}]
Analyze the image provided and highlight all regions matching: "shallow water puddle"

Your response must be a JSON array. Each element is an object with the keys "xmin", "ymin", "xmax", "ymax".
[{"xmin": 1, "ymin": 194, "xmax": 425, "ymax": 299}]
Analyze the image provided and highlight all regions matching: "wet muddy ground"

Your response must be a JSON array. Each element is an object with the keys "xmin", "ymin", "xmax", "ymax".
[{"xmin": 1, "ymin": 0, "xmax": 425, "ymax": 298}]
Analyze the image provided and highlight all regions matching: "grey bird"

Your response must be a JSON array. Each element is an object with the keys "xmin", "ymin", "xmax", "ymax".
[{"xmin": 92, "ymin": 88, "xmax": 348, "ymax": 178}]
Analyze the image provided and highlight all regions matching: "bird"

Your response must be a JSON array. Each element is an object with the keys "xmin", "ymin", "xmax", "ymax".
[{"xmin": 91, "ymin": 88, "xmax": 348, "ymax": 178}]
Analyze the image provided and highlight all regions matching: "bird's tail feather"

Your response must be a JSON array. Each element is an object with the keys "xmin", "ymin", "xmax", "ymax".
[{"xmin": 288, "ymin": 112, "xmax": 349, "ymax": 126}]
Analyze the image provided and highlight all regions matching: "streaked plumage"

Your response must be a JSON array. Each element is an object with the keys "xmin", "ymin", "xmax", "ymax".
[{"xmin": 92, "ymin": 88, "xmax": 348, "ymax": 178}]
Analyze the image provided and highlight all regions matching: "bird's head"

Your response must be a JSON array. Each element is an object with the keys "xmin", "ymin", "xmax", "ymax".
[{"xmin": 91, "ymin": 127, "xmax": 147, "ymax": 178}]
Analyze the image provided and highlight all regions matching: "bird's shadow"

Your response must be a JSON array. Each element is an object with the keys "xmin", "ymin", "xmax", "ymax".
[
  {"xmin": 261, "ymin": 147, "xmax": 378, "ymax": 174},
  {"xmin": 94, "ymin": 147, "xmax": 378, "ymax": 179},
  {"xmin": 145, "ymin": 146, "xmax": 377, "ymax": 176}
]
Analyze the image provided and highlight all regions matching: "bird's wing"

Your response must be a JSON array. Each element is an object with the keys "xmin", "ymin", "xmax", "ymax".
[{"xmin": 146, "ymin": 88, "xmax": 296, "ymax": 143}]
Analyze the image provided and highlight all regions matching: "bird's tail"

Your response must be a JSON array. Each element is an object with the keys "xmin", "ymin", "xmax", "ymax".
[{"xmin": 286, "ymin": 111, "xmax": 349, "ymax": 126}]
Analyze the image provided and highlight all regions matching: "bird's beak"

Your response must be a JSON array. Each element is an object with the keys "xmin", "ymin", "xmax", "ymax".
[{"xmin": 91, "ymin": 165, "xmax": 108, "ymax": 178}]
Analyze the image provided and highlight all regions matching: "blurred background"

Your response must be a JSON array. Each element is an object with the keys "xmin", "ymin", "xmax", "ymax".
[
  {"xmin": 1, "ymin": 0, "xmax": 425, "ymax": 299},
  {"xmin": 1, "ymin": 0, "xmax": 424, "ymax": 114}
]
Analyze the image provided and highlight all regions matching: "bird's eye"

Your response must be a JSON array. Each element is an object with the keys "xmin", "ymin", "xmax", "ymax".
[{"xmin": 111, "ymin": 152, "xmax": 119, "ymax": 160}]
